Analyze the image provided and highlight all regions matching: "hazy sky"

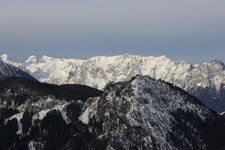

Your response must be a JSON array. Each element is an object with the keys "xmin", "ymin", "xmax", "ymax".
[{"xmin": 0, "ymin": 0, "xmax": 225, "ymax": 64}]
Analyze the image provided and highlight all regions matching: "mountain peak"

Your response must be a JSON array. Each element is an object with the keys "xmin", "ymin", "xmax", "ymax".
[
  {"xmin": 209, "ymin": 59, "xmax": 225, "ymax": 67},
  {"xmin": 121, "ymin": 53, "xmax": 140, "ymax": 57},
  {"xmin": 158, "ymin": 55, "xmax": 167, "ymax": 59},
  {"xmin": 0, "ymin": 54, "xmax": 11, "ymax": 62},
  {"xmin": 80, "ymin": 75, "xmax": 225, "ymax": 150},
  {"xmin": 25, "ymin": 55, "xmax": 38, "ymax": 64},
  {"xmin": 40, "ymin": 55, "xmax": 55, "ymax": 62}
]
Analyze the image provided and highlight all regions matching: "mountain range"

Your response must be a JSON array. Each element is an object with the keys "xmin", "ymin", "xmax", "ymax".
[
  {"xmin": 1, "ymin": 54, "xmax": 225, "ymax": 112},
  {"xmin": 1, "ymin": 75, "xmax": 225, "ymax": 150},
  {"xmin": 1, "ymin": 53, "xmax": 225, "ymax": 149}
]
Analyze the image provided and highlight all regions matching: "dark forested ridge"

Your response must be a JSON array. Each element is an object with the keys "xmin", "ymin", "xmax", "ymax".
[
  {"xmin": 0, "ymin": 77, "xmax": 104, "ymax": 150},
  {"xmin": 0, "ymin": 77, "xmax": 103, "ymax": 102}
]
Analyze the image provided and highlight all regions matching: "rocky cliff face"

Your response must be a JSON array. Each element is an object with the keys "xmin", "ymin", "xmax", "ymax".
[{"xmin": 1, "ymin": 76, "xmax": 225, "ymax": 150}]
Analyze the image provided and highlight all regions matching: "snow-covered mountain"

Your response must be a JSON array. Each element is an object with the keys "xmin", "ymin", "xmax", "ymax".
[
  {"xmin": 1, "ymin": 75, "xmax": 225, "ymax": 150},
  {"xmin": 1, "ymin": 54, "xmax": 225, "ymax": 112},
  {"xmin": 0, "ymin": 54, "xmax": 36, "ymax": 81},
  {"xmin": 22, "ymin": 54, "xmax": 225, "ymax": 91}
]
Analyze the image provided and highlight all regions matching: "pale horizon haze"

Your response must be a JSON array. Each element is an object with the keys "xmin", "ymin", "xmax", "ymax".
[{"xmin": 0, "ymin": 0, "xmax": 225, "ymax": 64}]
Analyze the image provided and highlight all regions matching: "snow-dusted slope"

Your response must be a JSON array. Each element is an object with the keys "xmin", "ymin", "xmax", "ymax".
[
  {"xmin": 80, "ymin": 75, "xmax": 225, "ymax": 150},
  {"xmin": 0, "ymin": 54, "xmax": 23, "ymax": 68},
  {"xmin": 1, "ymin": 54, "xmax": 225, "ymax": 112},
  {"xmin": 0, "ymin": 54, "xmax": 36, "ymax": 81},
  {"xmin": 0, "ymin": 77, "xmax": 103, "ymax": 150},
  {"xmin": 1, "ymin": 75, "xmax": 225, "ymax": 150}
]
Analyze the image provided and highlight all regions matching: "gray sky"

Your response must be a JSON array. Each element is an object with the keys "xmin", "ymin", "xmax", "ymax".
[{"xmin": 0, "ymin": 0, "xmax": 225, "ymax": 64}]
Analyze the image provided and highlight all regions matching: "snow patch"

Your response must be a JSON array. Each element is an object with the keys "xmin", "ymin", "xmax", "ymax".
[
  {"xmin": 79, "ymin": 108, "xmax": 90, "ymax": 124},
  {"xmin": 32, "ymin": 102, "xmax": 70, "ymax": 125},
  {"xmin": 32, "ymin": 109, "xmax": 50, "ymax": 125},
  {"xmin": 5, "ymin": 112, "xmax": 24, "ymax": 135},
  {"xmin": 79, "ymin": 97, "xmax": 99, "ymax": 124},
  {"xmin": 28, "ymin": 141, "xmax": 36, "ymax": 150}
]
